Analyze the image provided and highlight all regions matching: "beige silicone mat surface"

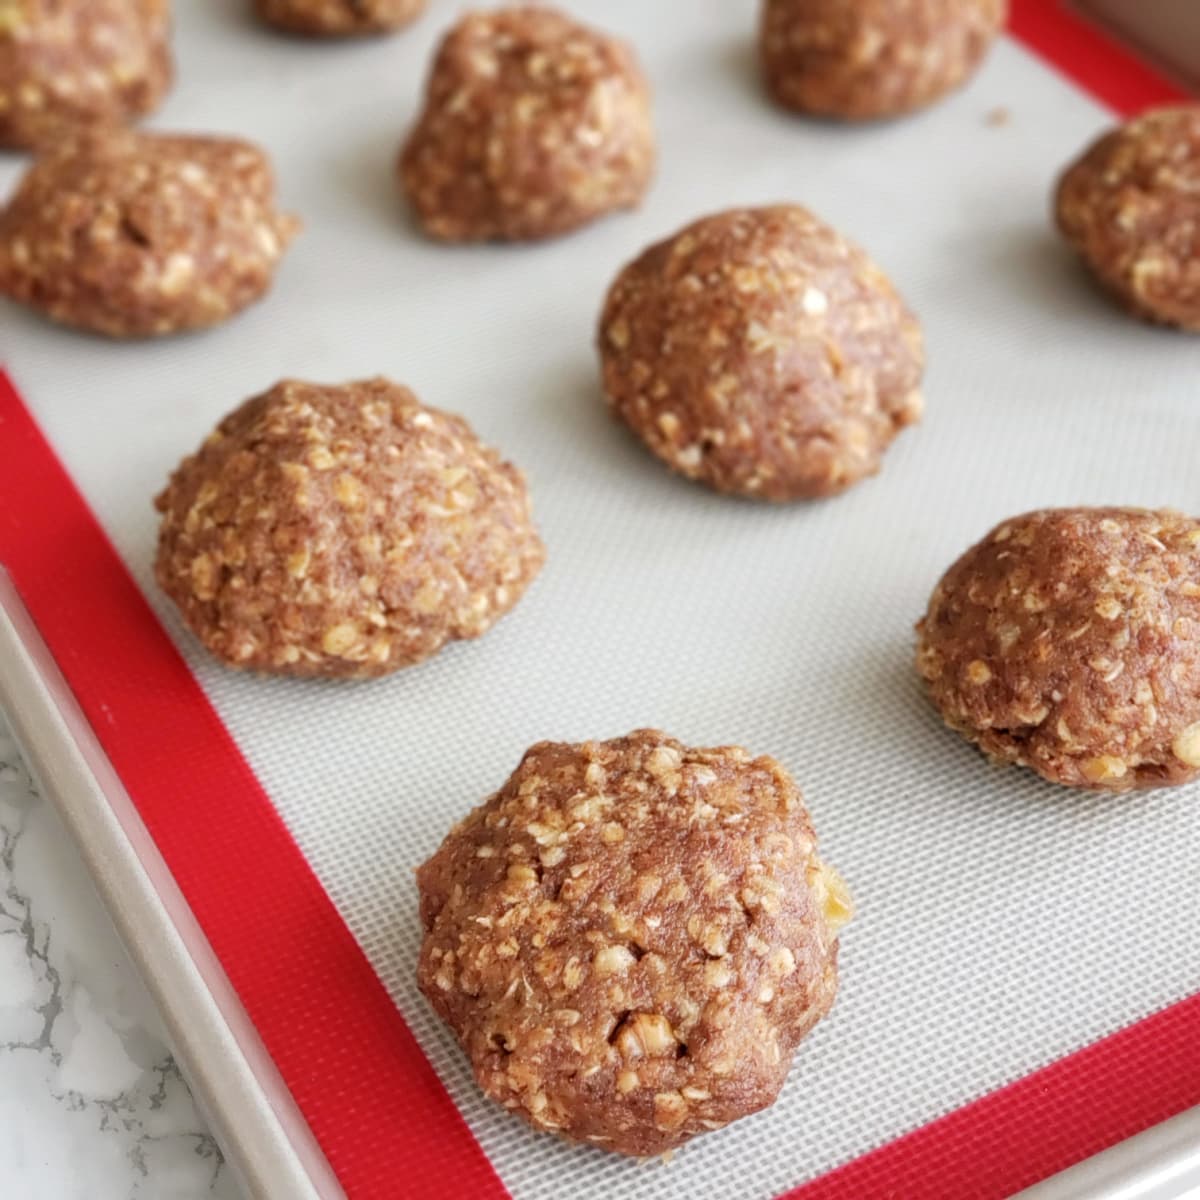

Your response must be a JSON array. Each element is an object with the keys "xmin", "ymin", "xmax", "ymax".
[{"xmin": 4, "ymin": 3, "xmax": 1200, "ymax": 1198}]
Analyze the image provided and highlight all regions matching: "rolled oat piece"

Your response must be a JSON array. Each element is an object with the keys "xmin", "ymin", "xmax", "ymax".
[
  {"xmin": 417, "ymin": 729, "xmax": 851, "ymax": 1156},
  {"xmin": 155, "ymin": 378, "xmax": 545, "ymax": 680},
  {"xmin": 917, "ymin": 508, "xmax": 1200, "ymax": 792},
  {"xmin": 759, "ymin": 0, "xmax": 1007, "ymax": 121},
  {"xmin": 254, "ymin": 0, "xmax": 425, "ymax": 37},
  {"xmin": 0, "ymin": 0, "xmax": 172, "ymax": 150},
  {"xmin": 399, "ymin": 5, "xmax": 655, "ymax": 243},
  {"xmin": 1055, "ymin": 106, "xmax": 1200, "ymax": 331},
  {"xmin": 598, "ymin": 205, "xmax": 923, "ymax": 501},
  {"xmin": 0, "ymin": 129, "xmax": 298, "ymax": 338}
]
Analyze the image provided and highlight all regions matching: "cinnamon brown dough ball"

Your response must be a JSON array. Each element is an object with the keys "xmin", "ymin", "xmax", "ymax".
[
  {"xmin": 399, "ymin": 6, "xmax": 655, "ymax": 242},
  {"xmin": 760, "ymin": 0, "xmax": 1007, "ymax": 121},
  {"xmin": 0, "ymin": 129, "xmax": 299, "ymax": 338},
  {"xmin": 254, "ymin": 0, "xmax": 424, "ymax": 37},
  {"xmin": 1055, "ymin": 106, "xmax": 1200, "ymax": 331},
  {"xmin": 417, "ymin": 730, "xmax": 851, "ymax": 1156},
  {"xmin": 0, "ymin": 0, "xmax": 172, "ymax": 150},
  {"xmin": 598, "ymin": 205, "xmax": 923, "ymax": 501},
  {"xmin": 917, "ymin": 508, "xmax": 1200, "ymax": 792},
  {"xmin": 155, "ymin": 378, "xmax": 545, "ymax": 679}
]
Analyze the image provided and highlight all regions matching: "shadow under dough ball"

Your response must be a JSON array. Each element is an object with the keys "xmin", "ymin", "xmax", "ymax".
[
  {"xmin": 1055, "ymin": 105, "xmax": 1200, "ymax": 331},
  {"xmin": 598, "ymin": 205, "xmax": 924, "ymax": 501},
  {"xmin": 759, "ymin": 0, "xmax": 1007, "ymax": 120},
  {"xmin": 155, "ymin": 378, "xmax": 546, "ymax": 680},
  {"xmin": 0, "ymin": 0, "xmax": 173, "ymax": 150},
  {"xmin": 399, "ymin": 5, "xmax": 655, "ymax": 242},
  {"xmin": 0, "ymin": 128, "xmax": 299, "ymax": 337},
  {"xmin": 417, "ymin": 729, "xmax": 852, "ymax": 1157},
  {"xmin": 917, "ymin": 507, "xmax": 1200, "ymax": 792},
  {"xmin": 254, "ymin": 0, "xmax": 425, "ymax": 37}
]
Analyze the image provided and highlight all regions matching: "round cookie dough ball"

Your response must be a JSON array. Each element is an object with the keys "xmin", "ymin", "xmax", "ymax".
[
  {"xmin": 0, "ymin": 129, "xmax": 299, "ymax": 338},
  {"xmin": 917, "ymin": 508, "xmax": 1200, "ymax": 792},
  {"xmin": 254, "ymin": 0, "xmax": 424, "ymax": 37},
  {"xmin": 0, "ymin": 0, "xmax": 172, "ymax": 150},
  {"xmin": 417, "ymin": 729, "xmax": 852, "ymax": 1157},
  {"xmin": 1055, "ymin": 106, "xmax": 1200, "ymax": 331},
  {"xmin": 399, "ymin": 6, "xmax": 655, "ymax": 242},
  {"xmin": 598, "ymin": 205, "xmax": 923, "ymax": 501},
  {"xmin": 155, "ymin": 378, "xmax": 545, "ymax": 680},
  {"xmin": 759, "ymin": 0, "xmax": 1007, "ymax": 121}
]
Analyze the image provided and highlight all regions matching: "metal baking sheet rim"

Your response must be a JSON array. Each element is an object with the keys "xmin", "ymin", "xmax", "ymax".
[
  {"xmin": 0, "ymin": 568, "xmax": 342, "ymax": 1200},
  {"xmin": 1, "ymin": 566, "xmax": 1198, "ymax": 1200}
]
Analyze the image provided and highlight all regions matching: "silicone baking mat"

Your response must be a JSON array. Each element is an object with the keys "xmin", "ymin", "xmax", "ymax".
[{"xmin": 2, "ymin": 2, "xmax": 1198, "ymax": 1197}]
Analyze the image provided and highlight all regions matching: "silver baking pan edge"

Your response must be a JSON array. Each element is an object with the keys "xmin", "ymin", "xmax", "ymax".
[{"xmin": 0, "ymin": 566, "xmax": 341, "ymax": 1200}]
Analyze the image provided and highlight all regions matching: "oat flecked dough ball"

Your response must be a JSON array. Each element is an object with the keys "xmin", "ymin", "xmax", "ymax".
[
  {"xmin": 917, "ymin": 508, "xmax": 1200, "ymax": 792},
  {"xmin": 417, "ymin": 730, "xmax": 852, "ymax": 1156},
  {"xmin": 0, "ymin": 129, "xmax": 299, "ymax": 338},
  {"xmin": 1055, "ymin": 106, "xmax": 1200, "ymax": 331},
  {"xmin": 155, "ymin": 378, "xmax": 545, "ymax": 679},
  {"xmin": 0, "ymin": 0, "xmax": 172, "ymax": 150},
  {"xmin": 759, "ymin": 0, "xmax": 1007, "ymax": 121},
  {"xmin": 598, "ymin": 205, "xmax": 923, "ymax": 500},
  {"xmin": 399, "ymin": 6, "xmax": 655, "ymax": 242},
  {"xmin": 254, "ymin": 0, "xmax": 425, "ymax": 37}
]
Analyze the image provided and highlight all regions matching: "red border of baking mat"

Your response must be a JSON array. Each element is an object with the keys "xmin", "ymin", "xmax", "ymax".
[
  {"xmin": 0, "ymin": 371, "xmax": 506, "ymax": 1200},
  {"xmin": 0, "ymin": 8, "xmax": 1194, "ymax": 1199},
  {"xmin": 1011, "ymin": 0, "xmax": 1189, "ymax": 111}
]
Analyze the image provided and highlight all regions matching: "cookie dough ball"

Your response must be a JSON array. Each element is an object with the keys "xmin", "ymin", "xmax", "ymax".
[
  {"xmin": 155, "ymin": 378, "xmax": 545, "ymax": 679},
  {"xmin": 917, "ymin": 508, "xmax": 1200, "ymax": 792},
  {"xmin": 0, "ymin": 129, "xmax": 298, "ymax": 338},
  {"xmin": 0, "ymin": 0, "xmax": 172, "ymax": 150},
  {"xmin": 1055, "ymin": 106, "xmax": 1200, "ymax": 331},
  {"xmin": 399, "ymin": 6, "xmax": 655, "ymax": 242},
  {"xmin": 417, "ymin": 729, "xmax": 851, "ymax": 1156},
  {"xmin": 760, "ymin": 0, "xmax": 1007, "ymax": 121},
  {"xmin": 598, "ymin": 206, "xmax": 923, "ymax": 501},
  {"xmin": 254, "ymin": 0, "xmax": 424, "ymax": 37}
]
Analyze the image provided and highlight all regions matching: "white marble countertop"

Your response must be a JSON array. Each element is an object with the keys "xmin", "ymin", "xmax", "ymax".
[{"xmin": 0, "ymin": 710, "xmax": 241, "ymax": 1200}]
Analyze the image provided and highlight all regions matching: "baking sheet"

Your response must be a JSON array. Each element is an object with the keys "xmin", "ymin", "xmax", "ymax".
[
  {"xmin": 5, "ymin": 2, "xmax": 1200, "ymax": 1197},
  {"xmin": 0, "ymin": 571, "xmax": 338, "ymax": 1200},
  {"xmin": 1082, "ymin": 0, "xmax": 1200, "ymax": 88}
]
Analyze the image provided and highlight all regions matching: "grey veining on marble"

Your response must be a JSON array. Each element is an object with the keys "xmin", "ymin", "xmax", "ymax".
[{"xmin": 0, "ymin": 710, "xmax": 241, "ymax": 1200}]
